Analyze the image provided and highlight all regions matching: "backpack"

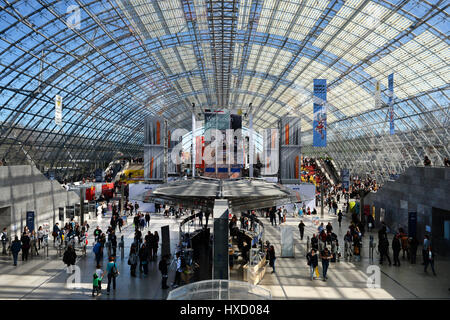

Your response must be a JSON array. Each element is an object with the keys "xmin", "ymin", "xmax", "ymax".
[
  {"xmin": 93, "ymin": 242, "xmax": 100, "ymax": 254},
  {"xmin": 110, "ymin": 263, "xmax": 118, "ymax": 277}
]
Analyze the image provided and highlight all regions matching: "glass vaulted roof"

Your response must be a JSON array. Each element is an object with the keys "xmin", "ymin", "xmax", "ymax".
[{"xmin": 0, "ymin": 0, "xmax": 449, "ymax": 181}]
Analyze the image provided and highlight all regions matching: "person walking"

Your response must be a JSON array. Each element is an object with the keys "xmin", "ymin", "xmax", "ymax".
[
  {"xmin": 306, "ymin": 249, "xmax": 319, "ymax": 280},
  {"xmin": 1, "ymin": 227, "xmax": 8, "ymax": 255},
  {"xmin": 117, "ymin": 216, "xmax": 123, "ymax": 233},
  {"xmin": 268, "ymin": 245, "xmax": 276, "ymax": 273},
  {"xmin": 93, "ymin": 241, "xmax": 102, "ymax": 266},
  {"xmin": 422, "ymin": 235, "xmax": 431, "ymax": 266},
  {"xmin": 378, "ymin": 235, "xmax": 391, "ymax": 266},
  {"xmin": 92, "ymin": 265, "xmax": 103, "ymax": 297},
  {"xmin": 392, "ymin": 234, "xmax": 401, "ymax": 266},
  {"xmin": 338, "ymin": 210, "xmax": 343, "ymax": 228},
  {"xmin": 11, "ymin": 236, "xmax": 22, "ymax": 266},
  {"xmin": 52, "ymin": 223, "xmax": 60, "ymax": 246},
  {"xmin": 106, "ymin": 256, "xmax": 119, "ymax": 295},
  {"xmin": 128, "ymin": 244, "xmax": 138, "ymax": 277},
  {"xmin": 37, "ymin": 226, "xmax": 45, "ymax": 250},
  {"xmin": 298, "ymin": 220, "xmax": 305, "ymax": 240},
  {"xmin": 158, "ymin": 255, "xmax": 170, "ymax": 289},
  {"xmin": 320, "ymin": 247, "xmax": 332, "ymax": 281},
  {"xmin": 109, "ymin": 230, "xmax": 117, "ymax": 257},
  {"xmin": 21, "ymin": 232, "xmax": 30, "ymax": 261},
  {"xmin": 424, "ymin": 246, "xmax": 437, "ymax": 276}
]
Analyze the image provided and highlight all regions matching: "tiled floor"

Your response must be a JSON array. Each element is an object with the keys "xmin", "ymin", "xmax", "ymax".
[{"xmin": 1, "ymin": 203, "xmax": 449, "ymax": 300}]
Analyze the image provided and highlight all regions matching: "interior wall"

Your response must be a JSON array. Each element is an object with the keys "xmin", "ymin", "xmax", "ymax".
[{"xmin": 0, "ymin": 165, "xmax": 80, "ymax": 236}]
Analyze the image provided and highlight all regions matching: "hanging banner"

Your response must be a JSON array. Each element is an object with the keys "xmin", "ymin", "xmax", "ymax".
[
  {"xmin": 55, "ymin": 95, "xmax": 62, "ymax": 126},
  {"xmin": 313, "ymin": 79, "xmax": 327, "ymax": 147},
  {"xmin": 375, "ymin": 80, "xmax": 381, "ymax": 108},
  {"xmin": 388, "ymin": 73, "xmax": 394, "ymax": 135},
  {"xmin": 341, "ymin": 168, "xmax": 350, "ymax": 190}
]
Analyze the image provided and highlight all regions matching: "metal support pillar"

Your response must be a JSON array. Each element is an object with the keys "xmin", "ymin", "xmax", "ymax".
[{"xmin": 213, "ymin": 199, "xmax": 229, "ymax": 280}]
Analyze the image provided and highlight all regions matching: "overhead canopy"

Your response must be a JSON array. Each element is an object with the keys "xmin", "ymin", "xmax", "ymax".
[{"xmin": 0, "ymin": 0, "xmax": 448, "ymax": 181}]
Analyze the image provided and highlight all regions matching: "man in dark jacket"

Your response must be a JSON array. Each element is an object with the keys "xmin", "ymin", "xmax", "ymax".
[
  {"xmin": 378, "ymin": 235, "xmax": 391, "ymax": 266},
  {"xmin": 338, "ymin": 210, "xmax": 343, "ymax": 228},
  {"xmin": 145, "ymin": 213, "xmax": 150, "ymax": 228},
  {"xmin": 11, "ymin": 236, "xmax": 22, "ymax": 266},
  {"xmin": 109, "ymin": 231, "xmax": 117, "ymax": 257},
  {"xmin": 21, "ymin": 232, "xmax": 30, "ymax": 261},
  {"xmin": 298, "ymin": 220, "xmax": 305, "ymax": 240},
  {"xmin": 159, "ymin": 255, "xmax": 170, "ymax": 289}
]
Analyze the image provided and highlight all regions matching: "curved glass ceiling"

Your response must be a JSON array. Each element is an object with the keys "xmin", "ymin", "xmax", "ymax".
[{"xmin": 0, "ymin": 0, "xmax": 448, "ymax": 180}]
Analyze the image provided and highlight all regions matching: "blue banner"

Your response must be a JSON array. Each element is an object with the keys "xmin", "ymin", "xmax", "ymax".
[
  {"xmin": 341, "ymin": 168, "xmax": 350, "ymax": 190},
  {"xmin": 313, "ymin": 79, "xmax": 327, "ymax": 147},
  {"xmin": 26, "ymin": 211, "xmax": 35, "ymax": 233},
  {"xmin": 388, "ymin": 73, "xmax": 394, "ymax": 135}
]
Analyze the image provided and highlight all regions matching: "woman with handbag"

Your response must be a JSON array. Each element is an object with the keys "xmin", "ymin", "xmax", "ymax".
[{"xmin": 106, "ymin": 256, "xmax": 119, "ymax": 295}]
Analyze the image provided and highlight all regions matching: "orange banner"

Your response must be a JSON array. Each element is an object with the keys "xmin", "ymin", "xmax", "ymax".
[
  {"xmin": 156, "ymin": 121, "xmax": 160, "ymax": 145},
  {"xmin": 150, "ymin": 157, "xmax": 154, "ymax": 178}
]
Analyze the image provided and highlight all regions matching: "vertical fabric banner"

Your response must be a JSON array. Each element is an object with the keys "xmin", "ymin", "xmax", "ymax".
[
  {"xmin": 388, "ymin": 73, "xmax": 394, "ymax": 135},
  {"xmin": 375, "ymin": 80, "xmax": 381, "ymax": 108},
  {"xmin": 55, "ymin": 95, "xmax": 62, "ymax": 126},
  {"xmin": 313, "ymin": 79, "xmax": 327, "ymax": 147}
]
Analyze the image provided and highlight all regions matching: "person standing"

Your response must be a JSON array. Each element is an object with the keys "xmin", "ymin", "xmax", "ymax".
[
  {"xmin": 21, "ymin": 232, "xmax": 30, "ymax": 261},
  {"xmin": 145, "ymin": 213, "xmax": 150, "ymax": 228},
  {"xmin": 306, "ymin": 249, "xmax": 319, "ymax": 280},
  {"xmin": 8, "ymin": 234, "xmax": 20, "ymax": 264},
  {"xmin": 128, "ymin": 244, "xmax": 138, "ymax": 277},
  {"xmin": 338, "ymin": 210, "xmax": 343, "ymax": 228},
  {"xmin": 172, "ymin": 251, "xmax": 183, "ymax": 288},
  {"xmin": 205, "ymin": 210, "xmax": 211, "ymax": 226},
  {"xmin": 268, "ymin": 245, "xmax": 276, "ymax": 273},
  {"xmin": 1, "ymin": 227, "xmax": 8, "ymax": 255},
  {"xmin": 298, "ymin": 220, "xmax": 305, "ymax": 240},
  {"xmin": 159, "ymin": 255, "xmax": 170, "ymax": 289},
  {"xmin": 269, "ymin": 209, "xmax": 275, "ymax": 226},
  {"xmin": 152, "ymin": 231, "xmax": 159, "ymax": 261},
  {"xmin": 106, "ymin": 256, "xmax": 119, "ymax": 295},
  {"xmin": 93, "ymin": 226, "xmax": 102, "ymax": 242},
  {"xmin": 408, "ymin": 236, "xmax": 418, "ymax": 264},
  {"xmin": 392, "ymin": 234, "xmax": 401, "ymax": 266},
  {"xmin": 198, "ymin": 211, "xmax": 203, "ymax": 227},
  {"xmin": 139, "ymin": 242, "xmax": 149, "ymax": 275},
  {"xmin": 63, "ymin": 244, "xmax": 77, "ymax": 272},
  {"xmin": 320, "ymin": 247, "xmax": 332, "ymax": 281}
]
